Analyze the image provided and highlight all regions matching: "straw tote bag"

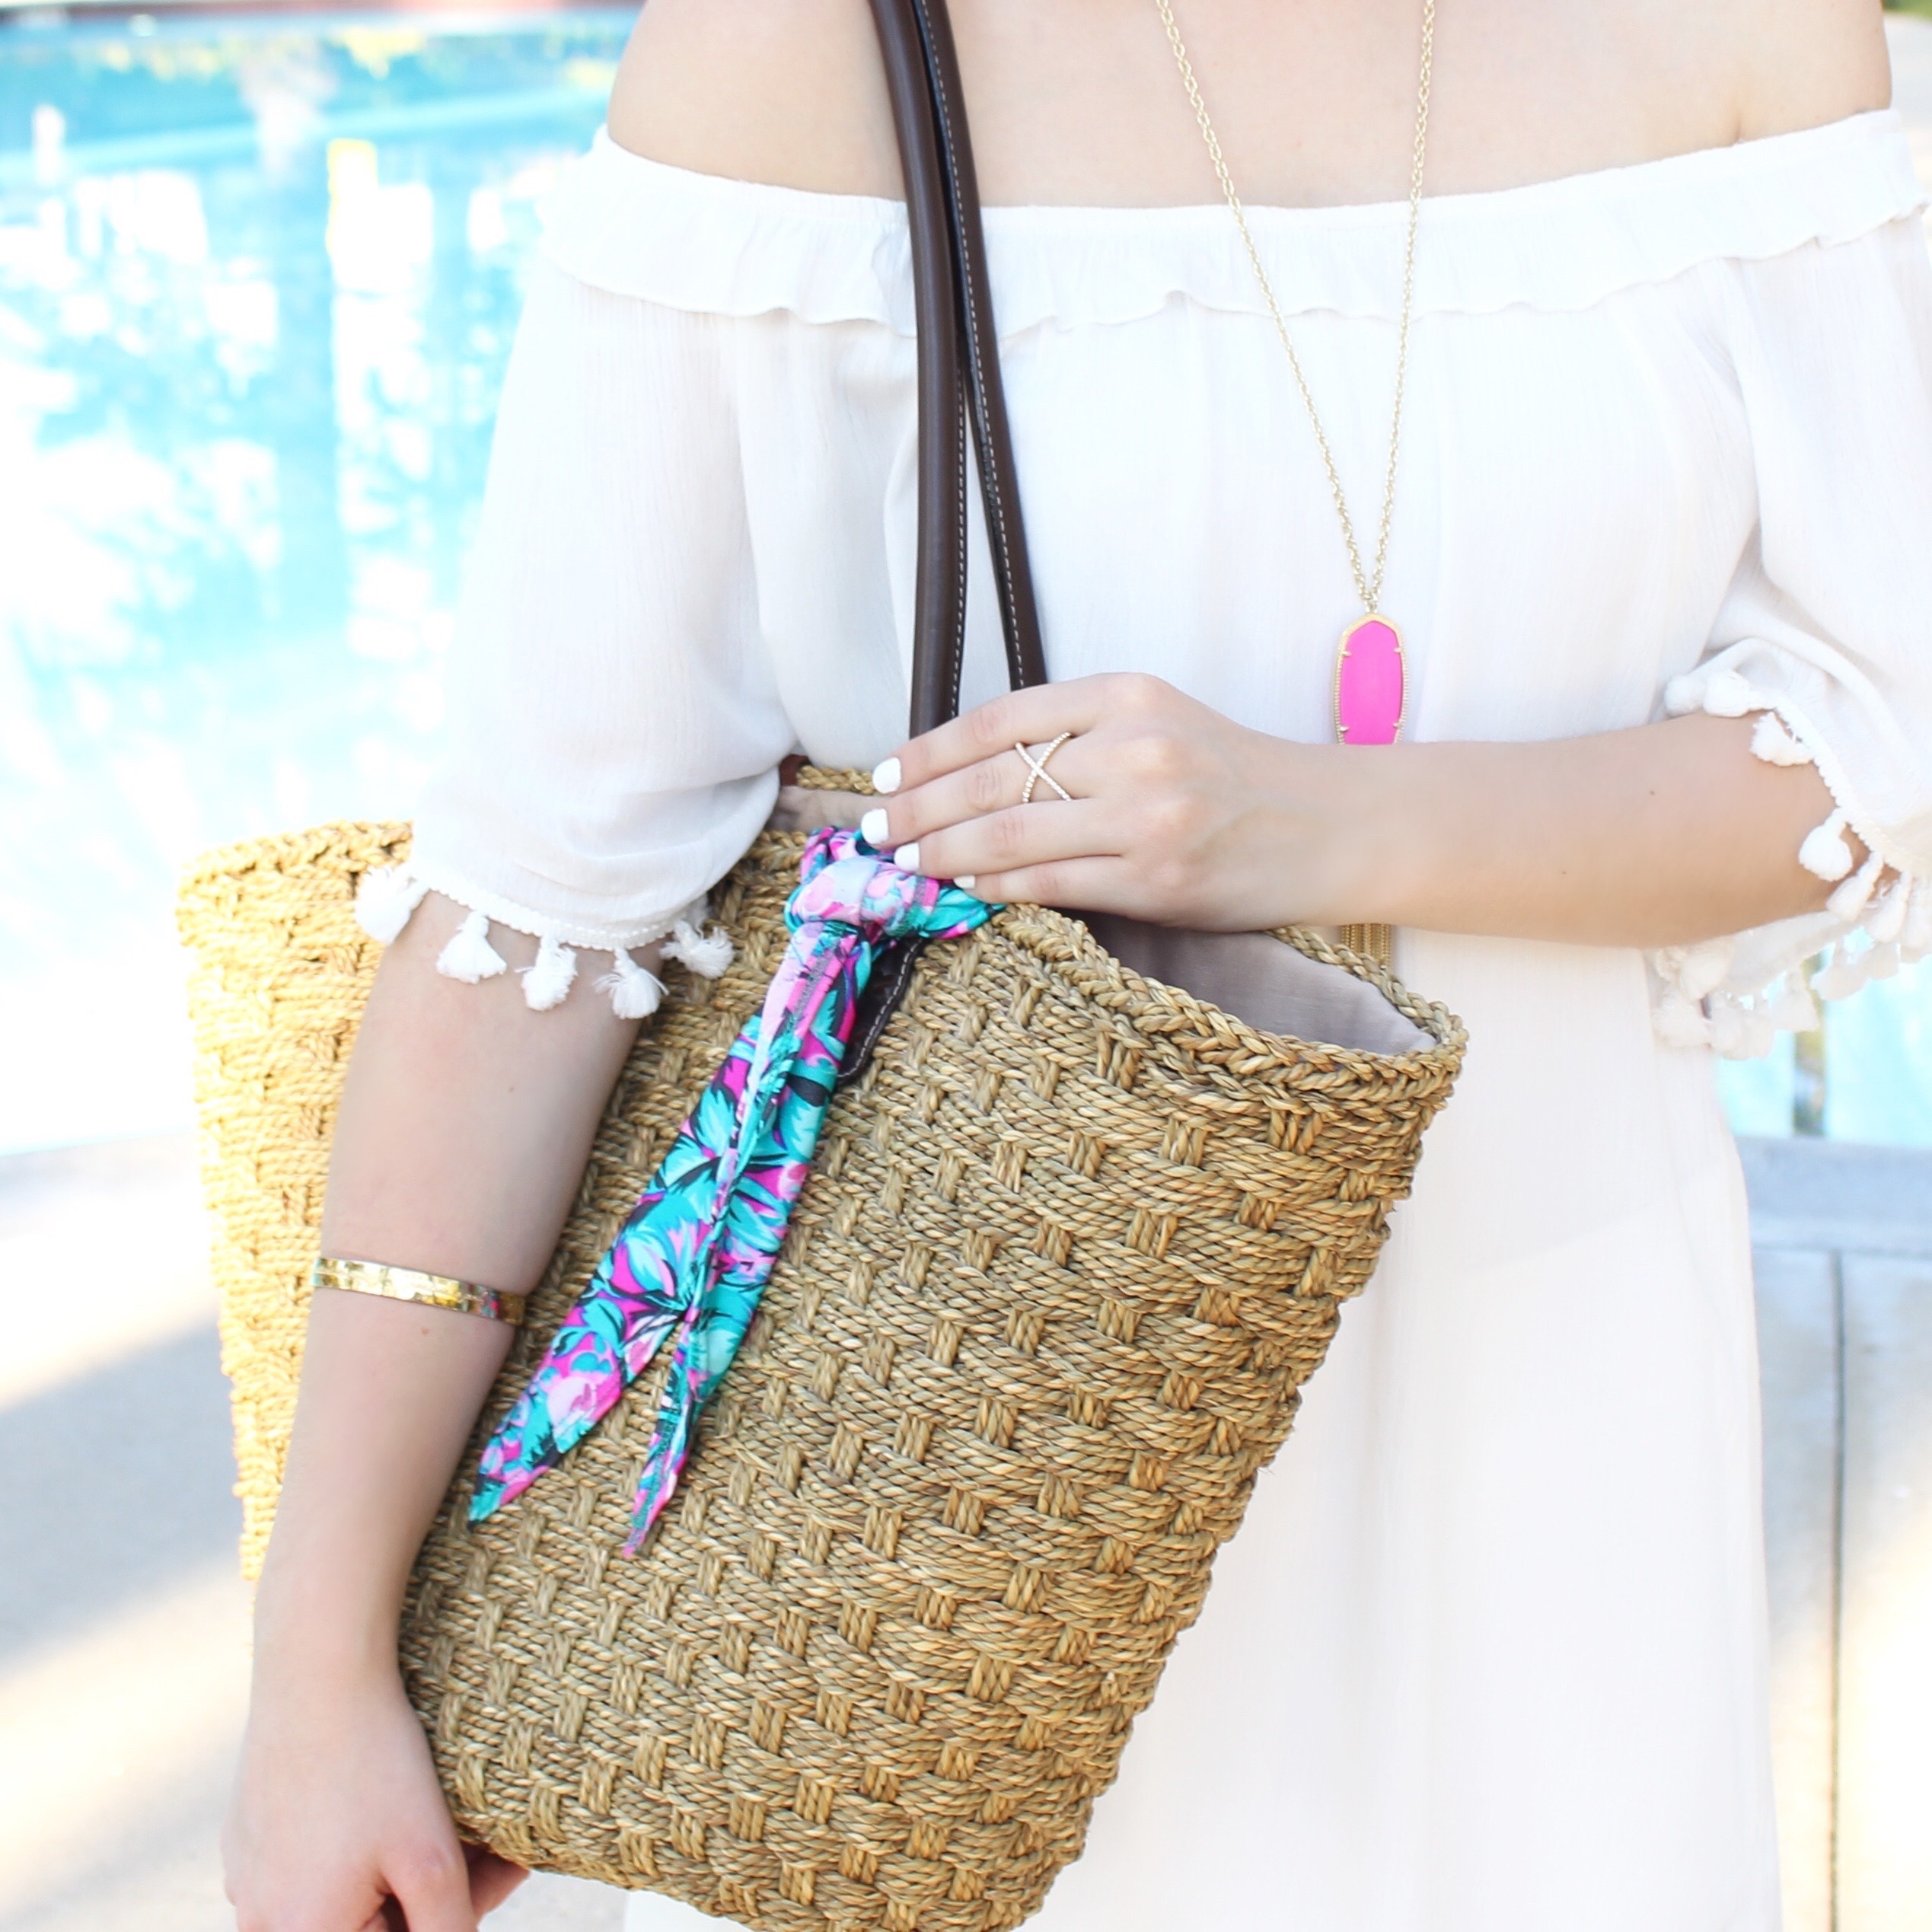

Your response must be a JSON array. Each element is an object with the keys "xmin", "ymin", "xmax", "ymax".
[{"xmin": 178, "ymin": 3, "xmax": 1465, "ymax": 1924}]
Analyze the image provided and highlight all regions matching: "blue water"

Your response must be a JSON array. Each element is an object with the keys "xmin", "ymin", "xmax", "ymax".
[
  {"xmin": 0, "ymin": 11, "xmax": 625, "ymax": 1148},
  {"xmin": 1, "ymin": 11, "xmax": 1927, "ymax": 1153}
]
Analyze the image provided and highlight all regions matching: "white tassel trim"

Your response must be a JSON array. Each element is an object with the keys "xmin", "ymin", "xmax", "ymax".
[
  {"xmin": 1672, "ymin": 938, "xmax": 1734, "ymax": 1003},
  {"xmin": 1749, "ymin": 713, "xmax": 1812, "ymax": 768},
  {"xmin": 1812, "ymin": 942, "xmax": 1866, "ymax": 1003},
  {"xmin": 1653, "ymin": 989, "xmax": 1713, "ymax": 1050},
  {"xmin": 662, "ymin": 919, "xmax": 734, "ymax": 979},
  {"xmin": 1770, "ymin": 974, "xmax": 1819, "ymax": 1033},
  {"xmin": 1652, "ymin": 864, "xmax": 1923, "ymax": 1057},
  {"xmin": 436, "ymin": 909, "xmax": 509, "ymax": 984},
  {"xmin": 1825, "ymin": 849, "xmax": 1884, "ymax": 922},
  {"xmin": 355, "ymin": 866, "xmax": 429, "ymax": 945},
  {"xmin": 1650, "ymin": 660, "xmax": 1926, "ymax": 1058},
  {"xmin": 1863, "ymin": 875, "xmax": 1909, "ymax": 945},
  {"xmin": 1663, "ymin": 672, "xmax": 1706, "ymax": 716},
  {"xmin": 1675, "ymin": 665, "xmax": 1886, "ymax": 891},
  {"xmin": 1704, "ymin": 995, "xmax": 1758, "ymax": 1060},
  {"xmin": 1701, "ymin": 668, "xmax": 1756, "ymax": 718},
  {"xmin": 369, "ymin": 879, "xmax": 725, "ymax": 1017},
  {"xmin": 1666, "ymin": 664, "xmax": 1767, "ymax": 719},
  {"xmin": 597, "ymin": 948, "xmax": 667, "ymax": 1019},
  {"xmin": 1799, "ymin": 810, "xmax": 1857, "ymax": 883},
  {"xmin": 521, "ymin": 935, "xmax": 578, "ymax": 1012}
]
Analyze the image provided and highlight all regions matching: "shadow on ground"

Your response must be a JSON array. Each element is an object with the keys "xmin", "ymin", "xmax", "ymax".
[{"xmin": 0, "ymin": 1325, "xmax": 239, "ymax": 1667}]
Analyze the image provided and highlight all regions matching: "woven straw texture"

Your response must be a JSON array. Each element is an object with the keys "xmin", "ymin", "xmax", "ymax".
[{"xmin": 179, "ymin": 805, "xmax": 1463, "ymax": 1930}]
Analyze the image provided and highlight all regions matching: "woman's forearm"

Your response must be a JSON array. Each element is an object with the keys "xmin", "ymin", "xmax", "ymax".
[
  {"xmin": 260, "ymin": 891, "xmax": 642, "ymax": 1658},
  {"xmin": 1354, "ymin": 713, "xmax": 1844, "ymax": 947},
  {"xmin": 254, "ymin": 1291, "xmax": 515, "ymax": 1669}
]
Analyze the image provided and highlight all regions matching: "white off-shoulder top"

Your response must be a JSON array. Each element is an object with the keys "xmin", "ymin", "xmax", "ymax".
[
  {"xmin": 375, "ymin": 113, "xmax": 1932, "ymax": 1926},
  {"xmin": 376, "ymin": 110, "xmax": 1932, "ymax": 1056}
]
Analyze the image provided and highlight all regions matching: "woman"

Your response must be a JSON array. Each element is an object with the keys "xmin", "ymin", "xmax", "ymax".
[{"xmin": 224, "ymin": 2, "xmax": 1931, "ymax": 1927}]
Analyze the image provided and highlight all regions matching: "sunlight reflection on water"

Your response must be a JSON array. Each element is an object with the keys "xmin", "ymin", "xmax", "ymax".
[{"xmin": 0, "ymin": 12, "xmax": 623, "ymax": 1149}]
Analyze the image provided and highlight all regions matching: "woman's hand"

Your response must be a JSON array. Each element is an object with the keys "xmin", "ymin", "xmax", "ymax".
[
  {"xmin": 225, "ymin": 1655, "xmax": 526, "ymax": 1931},
  {"xmin": 859, "ymin": 673, "xmax": 1388, "ymax": 930},
  {"xmin": 859, "ymin": 675, "xmax": 1848, "ymax": 948}
]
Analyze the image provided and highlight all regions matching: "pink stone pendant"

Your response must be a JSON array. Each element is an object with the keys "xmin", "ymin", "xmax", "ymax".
[{"xmin": 1334, "ymin": 614, "xmax": 1406, "ymax": 746}]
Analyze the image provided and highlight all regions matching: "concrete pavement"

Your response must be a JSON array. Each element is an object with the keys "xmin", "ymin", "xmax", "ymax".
[{"xmin": 0, "ymin": 1134, "xmax": 620, "ymax": 1931}]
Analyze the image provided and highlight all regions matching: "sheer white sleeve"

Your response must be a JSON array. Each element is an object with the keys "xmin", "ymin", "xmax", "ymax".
[
  {"xmin": 1652, "ymin": 215, "xmax": 1932, "ymax": 1057},
  {"xmin": 359, "ymin": 259, "xmax": 794, "ymax": 1015}
]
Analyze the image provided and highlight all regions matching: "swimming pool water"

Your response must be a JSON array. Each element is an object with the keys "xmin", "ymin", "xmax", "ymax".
[
  {"xmin": 1, "ymin": 11, "xmax": 1927, "ymax": 1152},
  {"xmin": 0, "ymin": 13, "xmax": 623, "ymax": 1148}
]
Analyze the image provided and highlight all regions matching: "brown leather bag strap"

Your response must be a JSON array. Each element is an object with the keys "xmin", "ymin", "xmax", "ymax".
[
  {"xmin": 869, "ymin": 0, "xmax": 971, "ymax": 737},
  {"xmin": 869, "ymin": 0, "xmax": 1047, "ymax": 735},
  {"xmin": 907, "ymin": 0, "xmax": 1049, "ymax": 706}
]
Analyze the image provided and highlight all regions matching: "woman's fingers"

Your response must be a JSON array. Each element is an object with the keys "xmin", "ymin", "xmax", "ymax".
[
  {"xmin": 467, "ymin": 1849, "xmax": 530, "ymax": 1915},
  {"xmin": 387, "ymin": 1841, "xmax": 480, "ymax": 1932},
  {"xmin": 956, "ymin": 854, "xmax": 1150, "ymax": 913},
  {"xmin": 862, "ymin": 734, "xmax": 1099, "ymax": 850},
  {"xmin": 897, "ymin": 797, "xmax": 1121, "ymax": 886},
  {"xmin": 876, "ymin": 675, "xmax": 1129, "ymax": 795}
]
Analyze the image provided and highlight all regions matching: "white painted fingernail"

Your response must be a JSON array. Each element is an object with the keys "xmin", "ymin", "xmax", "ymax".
[
  {"xmin": 893, "ymin": 842, "xmax": 921, "ymax": 872},
  {"xmin": 859, "ymin": 808, "xmax": 889, "ymax": 846},
  {"xmin": 955, "ymin": 875, "xmax": 977, "ymax": 891},
  {"xmin": 872, "ymin": 757, "xmax": 902, "ymax": 795}
]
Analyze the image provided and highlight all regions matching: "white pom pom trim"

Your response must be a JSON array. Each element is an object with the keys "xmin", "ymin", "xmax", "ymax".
[
  {"xmin": 1701, "ymin": 669, "xmax": 1755, "ymax": 718},
  {"xmin": 1663, "ymin": 672, "xmax": 1706, "ymax": 718},
  {"xmin": 1647, "ymin": 664, "xmax": 1924, "ymax": 1060},
  {"xmin": 1769, "ymin": 974, "xmax": 1819, "ymax": 1034},
  {"xmin": 1799, "ymin": 810, "xmax": 1857, "ymax": 883},
  {"xmin": 1865, "ymin": 878, "xmax": 1910, "ymax": 946},
  {"xmin": 355, "ymin": 866, "xmax": 429, "ymax": 945},
  {"xmin": 521, "ymin": 935, "xmax": 579, "ymax": 1012},
  {"xmin": 1653, "ymin": 989, "xmax": 1711, "ymax": 1050},
  {"xmin": 1823, "ymin": 853, "xmax": 1886, "ymax": 927},
  {"xmin": 436, "ymin": 908, "xmax": 509, "ymax": 984},
  {"xmin": 1812, "ymin": 943, "xmax": 1867, "ymax": 1002},
  {"xmin": 1705, "ymin": 996, "xmax": 1748, "ymax": 1058},
  {"xmin": 598, "ymin": 948, "xmax": 667, "ymax": 1019},
  {"xmin": 1825, "ymin": 849, "xmax": 1885, "ymax": 922},
  {"xmin": 358, "ymin": 874, "xmax": 732, "ymax": 1020},
  {"xmin": 1749, "ymin": 713, "xmax": 1812, "ymax": 769},
  {"xmin": 1674, "ymin": 938, "xmax": 1733, "ymax": 1003},
  {"xmin": 663, "ymin": 919, "xmax": 735, "ymax": 980}
]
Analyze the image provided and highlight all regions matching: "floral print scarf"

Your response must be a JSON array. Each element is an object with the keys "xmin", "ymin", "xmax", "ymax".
[{"xmin": 470, "ymin": 829, "xmax": 993, "ymax": 1551}]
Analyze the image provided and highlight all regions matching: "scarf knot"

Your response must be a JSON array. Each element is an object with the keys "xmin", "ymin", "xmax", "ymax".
[{"xmin": 789, "ymin": 829, "xmax": 987, "ymax": 941}]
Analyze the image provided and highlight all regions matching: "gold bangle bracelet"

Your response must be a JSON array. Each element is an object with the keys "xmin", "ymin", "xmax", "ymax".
[
  {"xmin": 312, "ymin": 1256, "xmax": 527, "ymax": 1327},
  {"xmin": 1338, "ymin": 923, "xmax": 1394, "ymax": 968}
]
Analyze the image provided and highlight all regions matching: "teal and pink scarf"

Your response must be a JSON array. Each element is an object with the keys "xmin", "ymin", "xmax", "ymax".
[{"xmin": 470, "ymin": 829, "xmax": 993, "ymax": 1551}]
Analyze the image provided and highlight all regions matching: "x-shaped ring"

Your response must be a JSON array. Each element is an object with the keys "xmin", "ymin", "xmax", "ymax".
[{"xmin": 1015, "ymin": 732, "xmax": 1075, "ymax": 806}]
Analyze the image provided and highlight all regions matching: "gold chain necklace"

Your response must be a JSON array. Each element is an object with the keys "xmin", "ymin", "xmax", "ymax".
[{"xmin": 1156, "ymin": 0, "xmax": 1437, "ymax": 961}]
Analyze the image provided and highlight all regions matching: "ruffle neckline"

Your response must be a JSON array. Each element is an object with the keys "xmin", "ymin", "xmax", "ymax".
[{"xmin": 540, "ymin": 110, "xmax": 1926, "ymax": 333}]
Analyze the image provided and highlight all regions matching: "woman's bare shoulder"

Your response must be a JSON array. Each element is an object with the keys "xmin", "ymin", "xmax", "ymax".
[
  {"xmin": 606, "ymin": 0, "xmax": 902, "ymax": 194},
  {"xmin": 1733, "ymin": 0, "xmax": 1892, "ymax": 140},
  {"xmin": 598, "ymin": 0, "xmax": 1899, "ymax": 207}
]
